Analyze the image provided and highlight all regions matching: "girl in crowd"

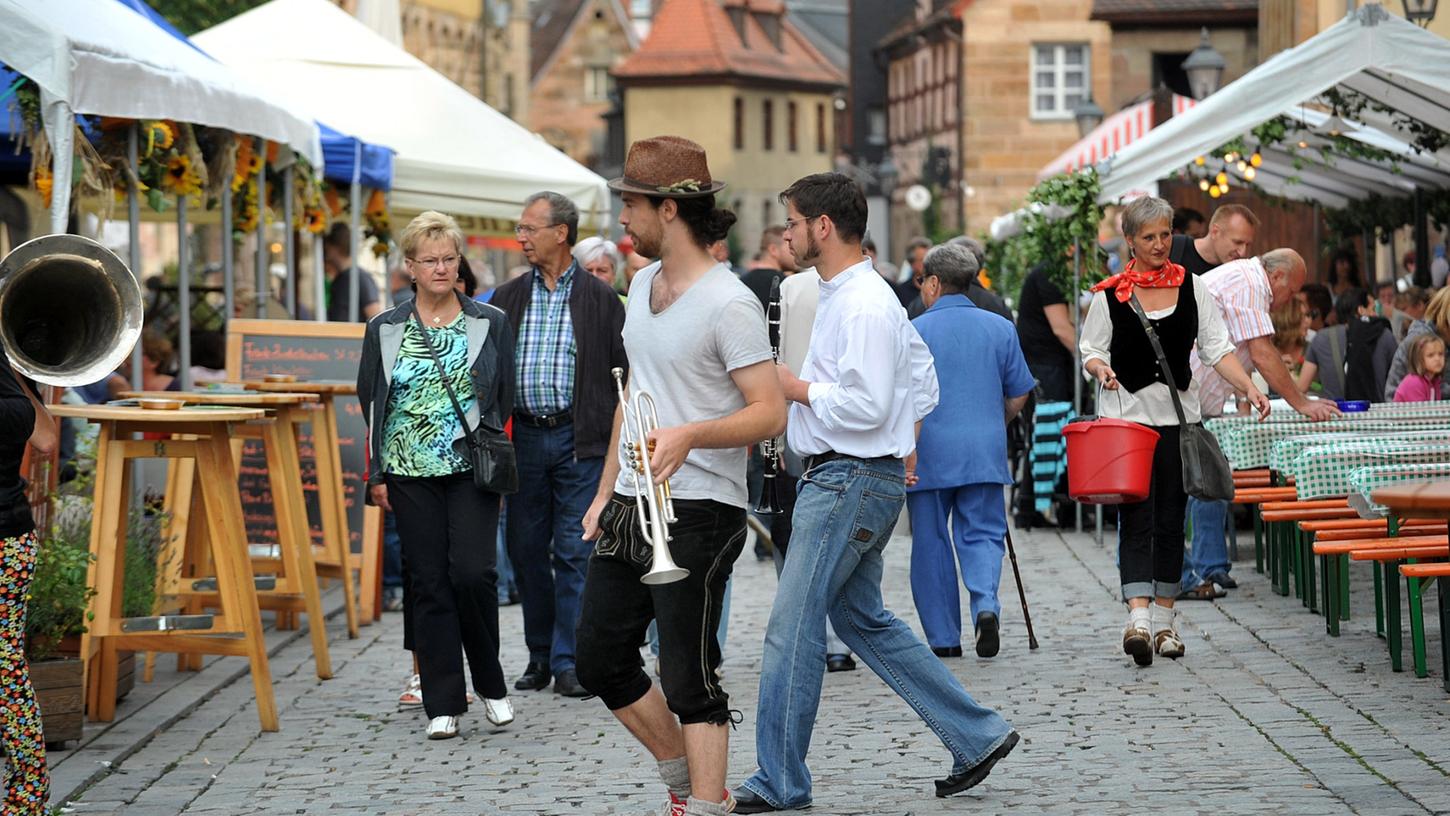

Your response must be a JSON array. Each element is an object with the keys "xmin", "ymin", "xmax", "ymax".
[{"xmin": 1393, "ymin": 334, "xmax": 1445, "ymax": 403}]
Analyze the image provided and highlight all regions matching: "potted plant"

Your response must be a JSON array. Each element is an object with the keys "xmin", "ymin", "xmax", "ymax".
[{"xmin": 25, "ymin": 509, "xmax": 94, "ymax": 748}]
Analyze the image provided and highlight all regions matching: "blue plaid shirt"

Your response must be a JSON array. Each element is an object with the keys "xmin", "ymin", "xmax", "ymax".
[{"xmin": 515, "ymin": 263, "xmax": 577, "ymax": 415}]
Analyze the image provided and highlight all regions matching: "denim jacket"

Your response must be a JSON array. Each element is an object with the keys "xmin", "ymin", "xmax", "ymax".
[{"xmin": 357, "ymin": 291, "xmax": 515, "ymax": 494}]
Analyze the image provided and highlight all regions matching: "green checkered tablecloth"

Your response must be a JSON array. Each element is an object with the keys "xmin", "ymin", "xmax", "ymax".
[
  {"xmin": 1269, "ymin": 429, "xmax": 1450, "ymax": 473},
  {"xmin": 1206, "ymin": 402, "xmax": 1450, "ymax": 437},
  {"xmin": 1217, "ymin": 420, "xmax": 1450, "ymax": 470},
  {"xmin": 1347, "ymin": 464, "xmax": 1450, "ymax": 517},
  {"xmin": 1288, "ymin": 440, "xmax": 1450, "ymax": 499}
]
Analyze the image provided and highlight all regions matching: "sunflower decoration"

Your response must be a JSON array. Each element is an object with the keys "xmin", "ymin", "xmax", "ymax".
[
  {"xmin": 232, "ymin": 137, "xmax": 261, "ymax": 193},
  {"xmin": 292, "ymin": 163, "xmax": 329, "ymax": 234},
  {"xmin": 161, "ymin": 154, "xmax": 203, "ymax": 197},
  {"xmin": 144, "ymin": 120, "xmax": 176, "ymax": 154},
  {"xmin": 32, "ymin": 165, "xmax": 52, "ymax": 209},
  {"xmin": 363, "ymin": 188, "xmax": 391, "ymax": 257}
]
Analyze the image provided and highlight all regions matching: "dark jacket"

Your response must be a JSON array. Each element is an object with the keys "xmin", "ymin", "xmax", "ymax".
[
  {"xmin": 357, "ymin": 292, "xmax": 515, "ymax": 492},
  {"xmin": 0, "ymin": 357, "xmax": 35, "ymax": 539},
  {"xmin": 490, "ymin": 264, "xmax": 627, "ymax": 459}
]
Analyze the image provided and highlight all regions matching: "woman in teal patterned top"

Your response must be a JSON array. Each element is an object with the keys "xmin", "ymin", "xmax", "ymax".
[{"xmin": 358, "ymin": 211, "xmax": 517, "ymax": 741}]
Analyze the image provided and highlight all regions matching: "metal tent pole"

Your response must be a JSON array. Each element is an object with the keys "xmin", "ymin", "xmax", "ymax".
[
  {"xmin": 1073, "ymin": 239, "xmax": 1083, "ymax": 534},
  {"xmin": 127, "ymin": 124, "xmax": 143, "ymax": 389},
  {"xmin": 255, "ymin": 137, "xmax": 268, "ymax": 318},
  {"xmin": 177, "ymin": 196, "xmax": 192, "ymax": 391},
  {"xmin": 283, "ymin": 165, "xmax": 296, "ymax": 317},
  {"xmin": 314, "ymin": 234, "xmax": 326, "ymax": 322},
  {"xmin": 222, "ymin": 155, "xmax": 234, "ymax": 321},
  {"xmin": 349, "ymin": 142, "xmax": 362, "ymax": 323}
]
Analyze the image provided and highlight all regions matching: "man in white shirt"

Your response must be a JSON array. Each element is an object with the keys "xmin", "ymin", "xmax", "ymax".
[
  {"xmin": 575, "ymin": 136, "xmax": 786, "ymax": 816},
  {"xmin": 732, "ymin": 174, "xmax": 1018, "ymax": 814}
]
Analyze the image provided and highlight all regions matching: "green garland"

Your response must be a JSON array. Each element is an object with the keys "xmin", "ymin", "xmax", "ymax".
[{"xmin": 985, "ymin": 169, "xmax": 1106, "ymax": 303}]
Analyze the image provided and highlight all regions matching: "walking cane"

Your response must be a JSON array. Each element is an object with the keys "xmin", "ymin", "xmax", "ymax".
[{"xmin": 1004, "ymin": 528, "xmax": 1039, "ymax": 650}]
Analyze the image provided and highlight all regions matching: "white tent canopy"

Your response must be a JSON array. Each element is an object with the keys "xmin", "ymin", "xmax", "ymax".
[
  {"xmin": 1097, "ymin": 5, "xmax": 1450, "ymax": 205},
  {"xmin": 194, "ymin": 0, "xmax": 611, "ymax": 231},
  {"xmin": 0, "ymin": 0, "xmax": 323, "ymax": 232}
]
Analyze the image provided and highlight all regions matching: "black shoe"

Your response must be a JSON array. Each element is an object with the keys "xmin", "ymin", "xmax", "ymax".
[
  {"xmin": 553, "ymin": 668, "xmax": 589, "ymax": 698},
  {"xmin": 974, "ymin": 612, "xmax": 1000, "ymax": 659},
  {"xmin": 931, "ymin": 645, "xmax": 963, "ymax": 658},
  {"xmin": 513, "ymin": 661, "xmax": 550, "ymax": 691},
  {"xmin": 935, "ymin": 730, "xmax": 1020, "ymax": 798},
  {"xmin": 731, "ymin": 787, "xmax": 793, "ymax": 813},
  {"xmin": 1206, "ymin": 571, "xmax": 1238, "ymax": 589},
  {"xmin": 826, "ymin": 654, "xmax": 857, "ymax": 673}
]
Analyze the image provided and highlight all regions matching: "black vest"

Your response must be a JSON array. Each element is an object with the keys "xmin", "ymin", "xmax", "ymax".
[{"xmin": 1105, "ymin": 273, "xmax": 1197, "ymax": 394}]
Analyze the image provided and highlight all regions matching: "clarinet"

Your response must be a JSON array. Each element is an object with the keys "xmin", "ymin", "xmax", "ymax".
[{"xmin": 755, "ymin": 276, "xmax": 785, "ymax": 515}]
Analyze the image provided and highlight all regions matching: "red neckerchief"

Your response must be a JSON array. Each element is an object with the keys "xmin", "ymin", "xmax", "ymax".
[{"xmin": 1091, "ymin": 258, "xmax": 1187, "ymax": 303}]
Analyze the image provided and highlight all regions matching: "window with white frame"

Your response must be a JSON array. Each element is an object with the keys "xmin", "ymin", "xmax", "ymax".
[
  {"xmin": 584, "ymin": 66, "xmax": 613, "ymax": 103},
  {"xmin": 1031, "ymin": 43, "xmax": 1089, "ymax": 119}
]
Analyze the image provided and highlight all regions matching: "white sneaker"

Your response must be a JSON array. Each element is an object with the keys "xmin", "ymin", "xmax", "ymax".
[
  {"xmin": 425, "ymin": 715, "xmax": 459, "ymax": 739},
  {"xmin": 483, "ymin": 696, "xmax": 514, "ymax": 727}
]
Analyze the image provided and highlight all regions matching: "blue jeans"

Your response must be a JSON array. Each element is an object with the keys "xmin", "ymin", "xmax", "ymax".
[
  {"xmin": 495, "ymin": 512, "xmax": 515, "ymax": 605},
  {"xmin": 906, "ymin": 484, "xmax": 1006, "ymax": 648},
  {"xmin": 1181, "ymin": 496, "xmax": 1231, "ymax": 588},
  {"xmin": 505, "ymin": 421, "xmax": 605, "ymax": 674},
  {"xmin": 742, "ymin": 458, "xmax": 1013, "ymax": 809}
]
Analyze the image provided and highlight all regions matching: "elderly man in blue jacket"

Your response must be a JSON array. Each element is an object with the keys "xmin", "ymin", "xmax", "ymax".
[{"xmin": 907, "ymin": 242, "xmax": 1034, "ymax": 659}]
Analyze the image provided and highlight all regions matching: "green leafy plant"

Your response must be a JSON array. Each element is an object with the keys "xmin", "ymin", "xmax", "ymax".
[
  {"xmin": 25, "ymin": 515, "xmax": 96, "ymax": 662},
  {"xmin": 986, "ymin": 168, "xmax": 1108, "ymax": 302}
]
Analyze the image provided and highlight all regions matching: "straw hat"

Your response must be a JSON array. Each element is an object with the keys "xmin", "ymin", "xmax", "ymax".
[{"xmin": 608, "ymin": 135, "xmax": 726, "ymax": 199}]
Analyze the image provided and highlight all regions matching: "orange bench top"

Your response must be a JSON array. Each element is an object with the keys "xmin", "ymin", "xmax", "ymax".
[
  {"xmin": 1262, "ymin": 508, "xmax": 1359, "ymax": 522},
  {"xmin": 1350, "ymin": 546, "xmax": 1449, "ymax": 561},
  {"xmin": 1400, "ymin": 563, "xmax": 1450, "ymax": 578},
  {"xmin": 1235, "ymin": 488, "xmax": 1297, "ymax": 504},
  {"xmin": 1299, "ymin": 518, "xmax": 1448, "ymax": 532},
  {"xmin": 1314, "ymin": 535, "xmax": 1447, "ymax": 556},
  {"xmin": 1312, "ymin": 525, "xmax": 1446, "ymax": 542}
]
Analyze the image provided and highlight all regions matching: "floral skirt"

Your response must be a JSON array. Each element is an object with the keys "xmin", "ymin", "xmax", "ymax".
[{"xmin": 2, "ymin": 530, "xmax": 47, "ymax": 814}]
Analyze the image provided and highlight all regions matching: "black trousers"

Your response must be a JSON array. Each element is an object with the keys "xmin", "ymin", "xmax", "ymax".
[
  {"xmin": 1115, "ymin": 424, "xmax": 1185, "ymax": 601},
  {"xmin": 575, "ymin": 494, "xmax": 745, "ymax": 725},
  {"xmin": 387, "ymin": 472, "xmax": 505, "ymax": 717}
]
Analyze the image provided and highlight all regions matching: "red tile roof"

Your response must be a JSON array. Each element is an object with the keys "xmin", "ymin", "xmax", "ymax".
[{"xmin": 612, "ymin": 0, "xmax": 844, "ymax": 88}]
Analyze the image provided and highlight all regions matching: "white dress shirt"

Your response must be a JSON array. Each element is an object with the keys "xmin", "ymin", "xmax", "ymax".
[
  {"xmin": 789, "ymin": 259, "xmax": 939, "ymax": 458},
  {"xmin": 778, "ymin": 268, "xmax": 819, "ymax": 375},
  {"xmin": 1079, "ymin": 275, "xmax": 1235, "ymax": 426}
]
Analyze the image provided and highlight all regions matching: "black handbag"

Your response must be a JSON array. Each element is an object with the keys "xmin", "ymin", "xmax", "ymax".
[
  {"xmin": 1127, "ymin": 293, "xmax": 1235, "ymax": 502},
  {"xmin": 410, "ymin": 304, "xmax": 518, "ymax": 495}
]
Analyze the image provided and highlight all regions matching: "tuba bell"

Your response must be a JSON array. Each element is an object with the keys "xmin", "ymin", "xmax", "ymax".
[{"xmin": 0, "ymin": 235, "xmax": 143, "ymax": 386}]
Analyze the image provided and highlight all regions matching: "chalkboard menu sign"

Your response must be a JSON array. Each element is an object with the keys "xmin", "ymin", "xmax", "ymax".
[{"xmin": 225, "ymin": 320, "xmax": 373, "ymax": 556}]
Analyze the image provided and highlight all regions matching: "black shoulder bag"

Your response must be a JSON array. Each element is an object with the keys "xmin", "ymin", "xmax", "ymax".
[
  {"xmin": 1127, "ymin": 292, "xmax": 1235, "ymax": 502},
  {"xmin": 410, "ymin": 304, "xmax": 518, "ymax": 495}
]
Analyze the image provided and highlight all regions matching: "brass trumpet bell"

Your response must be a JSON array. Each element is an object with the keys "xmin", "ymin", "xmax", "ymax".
[{"xmin": 0, "ymin": 235, "xmax": 143, "ymax": 386}]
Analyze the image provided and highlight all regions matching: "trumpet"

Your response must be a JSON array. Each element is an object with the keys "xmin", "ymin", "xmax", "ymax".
[
  {"xmin": 754, "ymin": 275, "xmax": 785, "ymax": 515},
  {"xmin": 611, "ymin": 367, "xmax": 689, "ymax": 585}
]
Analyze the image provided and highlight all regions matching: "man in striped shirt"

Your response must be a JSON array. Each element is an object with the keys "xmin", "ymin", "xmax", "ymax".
[{"xmin": 1182, "ymin": 250, "xmax": 1339, "ymax": 600}]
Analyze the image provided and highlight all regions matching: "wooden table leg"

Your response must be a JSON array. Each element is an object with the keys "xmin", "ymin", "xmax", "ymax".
[
  {"xmin": 196, "ymin": 428, "xmax": 278, "ymax": 732},
  {"xmin": 310, "ymin": 401, "xmax": 359, "ymax": 637},
  {"xmin": 266, "ymin": 415, "xmax": 331, "ymax": 679},
  {"xmin": 83, "ymin": 424, "xmax": 126, "ymax": 720}
]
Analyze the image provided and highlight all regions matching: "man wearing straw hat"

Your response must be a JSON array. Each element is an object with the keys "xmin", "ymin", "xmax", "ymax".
[{"xmin": 575, "ymin": 135, "xmax": 786, "ymax": 816}]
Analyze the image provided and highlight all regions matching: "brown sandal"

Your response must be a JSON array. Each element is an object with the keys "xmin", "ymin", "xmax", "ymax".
[{"xmin": 1176, "ymin": 582, "xmax": 1224, "ymax": 601}]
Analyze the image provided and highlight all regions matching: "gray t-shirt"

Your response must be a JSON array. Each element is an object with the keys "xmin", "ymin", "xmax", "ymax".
[
  {"xmin": 614, "ymin": 261, "xmax": 773, "ymax": 508},
  {"xmin": 1304, "ymin": 325, "xmax": 1348, "ymax": 401}
]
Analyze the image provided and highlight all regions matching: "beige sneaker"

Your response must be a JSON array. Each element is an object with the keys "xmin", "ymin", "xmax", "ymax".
[{"xmin": 425, "ymin": 715, "xmax": 459, "ymax": 740}]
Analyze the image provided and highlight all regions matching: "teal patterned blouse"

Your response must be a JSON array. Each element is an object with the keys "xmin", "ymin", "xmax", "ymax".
[{"xmin": 383, "ymin": 315, "xmax": 475, "ymax": 477}]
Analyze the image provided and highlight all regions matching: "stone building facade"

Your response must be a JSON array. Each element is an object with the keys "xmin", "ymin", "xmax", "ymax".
[{"xmin": 529, "ymin": 0, "xmax": 640, "ymax": 169}]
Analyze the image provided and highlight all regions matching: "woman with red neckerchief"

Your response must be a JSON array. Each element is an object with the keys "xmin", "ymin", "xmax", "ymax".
[{"xmin": 1078, "ymin": 196, "xmax": 1268, "ymax": 667}]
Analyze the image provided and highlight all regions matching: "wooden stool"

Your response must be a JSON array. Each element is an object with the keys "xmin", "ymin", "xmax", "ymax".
[
  {"xmin": 246, "ymin": 381, "xmax": 371, "ymax": 630},
  {"xmin": 51, "ymin": 404, "xmax": 278, "ymax": 732},
  {"xmin": 122, "ymin": 391, "xmax": 333, "ymax": 679}
]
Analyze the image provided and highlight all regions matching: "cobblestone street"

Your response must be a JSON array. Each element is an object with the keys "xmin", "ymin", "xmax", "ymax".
[{"xmin": 56, "ymin": 523, "xmax": 1449, "ymax": 816}]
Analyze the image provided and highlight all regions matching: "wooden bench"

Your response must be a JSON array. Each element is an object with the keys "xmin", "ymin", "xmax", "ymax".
[
  {"xmin": 1234, "ymin": 486, "xmax": 1298, "ymax": 576},
  {"xmin": 1351, "ymin": 543, "xmax": 1448, "ymax": 677},
  {"xmin": 1260, "ymin": 500, "xmax": 1359, "ymax": 606},
  {"xmin": 1399, "ymin": 563, "xmax": 1450, "ymax": 691}
]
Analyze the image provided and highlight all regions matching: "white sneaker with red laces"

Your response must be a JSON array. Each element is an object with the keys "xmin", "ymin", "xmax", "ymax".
[{"xmin": 664, "ymin": 790, "xmax": 737, "ymax": 815}]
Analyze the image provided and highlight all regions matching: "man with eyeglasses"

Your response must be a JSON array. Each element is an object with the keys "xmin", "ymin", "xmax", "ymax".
[{"xmin": 490, "ymin": 191, "xmax": 628, "ymax": 699}]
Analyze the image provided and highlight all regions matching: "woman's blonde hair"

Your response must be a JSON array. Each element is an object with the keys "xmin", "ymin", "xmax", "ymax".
[
  {"xmin": 399, "ymin": 210, "xmax": 465, "ymax": 259},
  {"xmin": 1424, "ymin": 286, "xmax": 1450, "ymax": 339},
  {"xmin": 1406, "ymin": 332, "xmax": 1446, "ymax": 378},
  {"xmin": 1270, "ymin": 300, "xmax": 1306, "ymax": 355}
]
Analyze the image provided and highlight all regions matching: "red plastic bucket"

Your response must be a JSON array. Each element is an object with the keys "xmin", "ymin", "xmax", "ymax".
[{"xmin": 1062, "ymin": 417, "xmax": 1160, "ymax": 504}]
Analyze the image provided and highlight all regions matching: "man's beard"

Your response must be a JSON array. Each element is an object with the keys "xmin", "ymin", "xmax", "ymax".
[
  {"xmin": 631, "ymin": 227, "xmax": 661, "ymax": 258},
  {"xmin": 793, "ymin": 232, "xmax": 820, "ymax": 268}
]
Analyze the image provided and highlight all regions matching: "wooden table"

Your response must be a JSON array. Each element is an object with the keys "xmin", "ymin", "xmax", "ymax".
[
  {"xmin": 50, "ymin": 404, "xmax": 279, "ymax": 731},
  {"xmin": 1371, "ymin": 480, "xmax": 1450, "ymax": 690},
  {"xmin": 119, "ymin": 390, "xmax": 334, "ymax": 679},
  {"xmin": 244, "ymin": 380, "xmax": 374, "ymax": 625}
]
